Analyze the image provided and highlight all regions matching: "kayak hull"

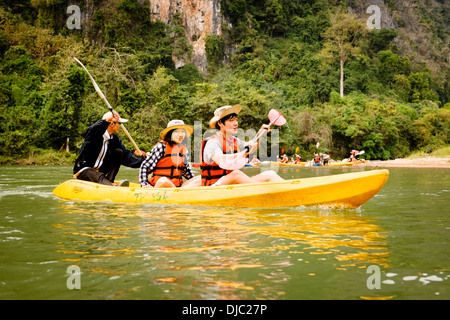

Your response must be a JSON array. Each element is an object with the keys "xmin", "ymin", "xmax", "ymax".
[
  {"xmin": 270, "ymin": 161, "xmax": 306, "ymax": 166},
  {"xmin": 52, "ymin": 169, "xmax": 389, "ymax": 209}
]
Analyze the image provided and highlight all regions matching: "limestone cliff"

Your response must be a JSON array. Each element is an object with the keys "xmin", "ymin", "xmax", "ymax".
[
  {"xmin": 149, "ymin": 0, "xmax": 224, "ymax": 73},
  {"xmin": 348, "ymin": 0, "xmax": 449, "ymax": 77}
]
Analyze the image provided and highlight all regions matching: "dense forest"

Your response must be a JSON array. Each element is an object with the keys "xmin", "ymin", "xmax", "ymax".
[{"xmin": 0, "ymin": 0, "xmax": 448, "ymax": 164}]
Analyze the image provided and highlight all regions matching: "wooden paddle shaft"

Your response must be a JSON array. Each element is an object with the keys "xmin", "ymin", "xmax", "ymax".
[{"xmin": 74, "ymin": 58, "xmax": 145, "ymax": 157}]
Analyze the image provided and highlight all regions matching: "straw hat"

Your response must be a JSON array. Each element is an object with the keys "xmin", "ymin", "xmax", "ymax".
[
  {"xmin": 160, "ymin": 120, "xmax": 193, "ymax": 139},
  {"xmin": 102, "ymin": 111, "xmax": 128, "ymax": 123},
  {"xmin": 209, "ymin": 105, "xmax": 242, "ymax": 129}
]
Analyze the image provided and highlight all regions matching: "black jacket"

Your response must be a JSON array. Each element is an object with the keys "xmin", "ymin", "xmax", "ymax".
[{"xmin": 73, "ymin": 119, "xmax": 142, "ymax": 174}]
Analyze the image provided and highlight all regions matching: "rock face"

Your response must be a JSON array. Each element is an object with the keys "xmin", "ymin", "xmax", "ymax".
[
  {"xmin": 149, "ymin": 0, "xmax": 223, "ymax": 73},
  {"xmin": 348, "ymin": 0, "xmax": 398, "ymax": 29}
]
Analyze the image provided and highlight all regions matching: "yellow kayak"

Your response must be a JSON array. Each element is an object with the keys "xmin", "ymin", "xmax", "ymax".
[
  {"xmin": 270, "ymin": 161, "xmax": 361, "ymax": 167},
  {"xmin": 315, "ymin": 162, "xmax": 356, "ymax": 167},
  {"xmin": 270, "ymin": 161, "xmax": 306, "ymax": 166},
  {"xmin": 327, "ymin": 160, "xmax": 364, "ymax": 166},
  {"xmin": 53, "ymin": 169, "xmax": 389, "ymax": 209}
]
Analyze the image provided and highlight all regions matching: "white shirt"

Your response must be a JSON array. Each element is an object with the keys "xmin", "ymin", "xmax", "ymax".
[
  {"xmin": 203, "ymin": 135, "xmax": 245, "ymax": 163},
  {"xmin": 92, "ymin": 131, "xmax": 111, "ymax": 170}
]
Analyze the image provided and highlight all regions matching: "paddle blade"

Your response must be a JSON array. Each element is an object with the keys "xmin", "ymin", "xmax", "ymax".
[
  {"xmin": 268, "ymin": 109, "xmax": 286, "ymax": 126},
  {"xmin": 218, "ymin": 152, "xmax": 249, "ymax": 170}
]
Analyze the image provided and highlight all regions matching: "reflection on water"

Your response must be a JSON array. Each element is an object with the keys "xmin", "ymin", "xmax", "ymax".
[
  {"xmin": 51, "ymin": 200, "xmax": 389, "ymax": 299},
  {"xmin": 1, "ymin": 166, "xmax": 448, "ymax": 300}
]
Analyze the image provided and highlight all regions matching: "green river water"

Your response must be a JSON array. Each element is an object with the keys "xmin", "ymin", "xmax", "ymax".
[{"xmin": 0, "ymin": 164, "xmax": 448, "ymax": 301}]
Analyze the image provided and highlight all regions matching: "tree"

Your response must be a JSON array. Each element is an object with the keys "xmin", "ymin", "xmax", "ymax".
[
  {"xmin": 205, "ymin": 35, "xmax": 225, "ymax": 72},
  {"xmin": 264, "ymin": 0, "xmax": 287, "ymax": 36},
  {"xmin": 38, "ymin": 64, "xmax": 86, "ymax": 151},
  {"xmin": 377, "ymin": 50, "xmax": 411, "ymax": 85},
  {"xmin": 320, "ymin": 9, "xmax": 367, "ymax": 97},
  {"xmin": 367, "ymin": 28, "xmax": 397, "ymax": 54}
]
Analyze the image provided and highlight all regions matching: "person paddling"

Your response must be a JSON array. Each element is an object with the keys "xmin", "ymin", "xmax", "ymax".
[
  {"xmin": 251, "ymin": 155, "xmax": 261, "ymax": 165},
  {"xmin": 322, "ymin": 153, "xmax": 331, "ymax": 165},
  {"xmin": 312, "ymin": 152, "xmax": 322, "ymax": 166},
  {"xmin": 200, "ymin": 105, "xmax": 283, "ymax": 186},
  {"xmin": 139, "ymin": 120, "xmax": 199, "ymax": 188},
  {"xmin": 350, "ymin": 149, "xmax": 360, "ymax": 162},
  {"xmin": 73, "ymin": 111, "xmax": 143, "ymax": 186}
]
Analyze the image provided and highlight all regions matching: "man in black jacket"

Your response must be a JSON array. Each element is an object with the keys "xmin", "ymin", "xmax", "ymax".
[{"xmin": 73, "ymin": 111, "xmax": 143, "ymax": 186}]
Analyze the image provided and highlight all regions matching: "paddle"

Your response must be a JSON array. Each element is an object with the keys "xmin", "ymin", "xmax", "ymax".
[
  {"xmin": 294, "ymin": 147, "xmax": 300, "ymax": 163},
  {"xmin": 218, "ymin": 109, "xmax": 286, "ymax": 170},
  {"xmin": 246, "ymin": 109, "xmax": 286, "ymax": 146},
  {"xmin": 73, "ymin": 57, "xmax": 146, "ymax": 157}
]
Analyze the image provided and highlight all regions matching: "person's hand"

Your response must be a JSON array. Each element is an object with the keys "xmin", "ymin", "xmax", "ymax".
[
  {"xmin": 260, "ymin": 124, "xmax": 271, "ymax": 134},
  {"xmin": 252, "ymin": 124, "xmax": 271, "ymax": 144},
  {"xmin": 111, "ymin": 112, "xmax": 120, "ymax": 123},
  {"xmin": 134, "ymin": 150, "xmax": 147, "ymax": 157},
  {"xmin": 244, "ymin": 140, "xmax": 258, "ymax": 154},
  {"xmin": 104, "ymin": 111, "xmax": 121, "ymax": 123},
  {"xmin": 141, "ymin": 184, "xmax": 153, "ymax": 188}
]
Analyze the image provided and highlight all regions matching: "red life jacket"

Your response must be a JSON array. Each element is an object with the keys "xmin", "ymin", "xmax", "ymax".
[
  {"xmin": 200, "ymin": 134, "xmax": 239, "ymax": 186},
  {"xmin": 314, "ymin": 155, "xmax": 321, "ymax": 163},
  {"xmin": 149, "ymin": 141, "xmax": 187, "ymax": 187}
]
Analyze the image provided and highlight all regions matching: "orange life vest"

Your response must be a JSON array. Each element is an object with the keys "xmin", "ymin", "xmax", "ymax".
[
  {"xmin": 149, "ymin": 141, "xmax": 187, "ymax": 187},
  {"xmin": 314, "ymin": 155, "xmax": 320, "ymax": 163},
  {"xmin": 200, "ymin": 134, "xmax": 239, "ymax": 186}
]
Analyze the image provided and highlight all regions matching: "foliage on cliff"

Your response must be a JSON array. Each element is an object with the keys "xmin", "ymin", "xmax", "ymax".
[{"xmin": 0, "ymin": 0, "xmax": 448, "ymax": 163}]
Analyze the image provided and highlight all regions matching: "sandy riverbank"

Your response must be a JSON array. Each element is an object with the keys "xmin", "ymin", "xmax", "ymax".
[{"xmin": 363, "ymin": 157, "xmax": 450, "ymax": 168}]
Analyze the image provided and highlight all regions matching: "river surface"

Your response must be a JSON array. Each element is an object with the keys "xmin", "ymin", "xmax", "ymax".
[{"xmin": 0, "ymin": 164, "xmax": 448, "ymax": 300}]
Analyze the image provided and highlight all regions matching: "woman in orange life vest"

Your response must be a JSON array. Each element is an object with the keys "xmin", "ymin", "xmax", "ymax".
[
  {"xmin": 139, "ymin": 120, "xmax": 200, "ymax": 188},
  {"xmin": 312, "ymin": 152, "xmax": 322, "ymax": 166},
  {"xmin": 200, "ymin": 105, "xmax": 284, "ymax": 186}
]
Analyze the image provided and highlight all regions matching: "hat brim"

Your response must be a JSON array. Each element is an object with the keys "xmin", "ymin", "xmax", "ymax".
[
  {"xmin": 102, "ymin": 111, "xmax": 128, "ymax": 123},
  {"xmin": 209, "ymin": 105, "xmax": 242, "ymax": 128},
  {"xmin": 160, "ymin": 125, "xmax": 194, "ymax": 140}
]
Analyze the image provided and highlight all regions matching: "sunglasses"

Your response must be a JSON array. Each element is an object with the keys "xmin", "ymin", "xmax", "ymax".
[{"xmin": 112, "ymin": 121, "xmax": 122, "ymax": 125}]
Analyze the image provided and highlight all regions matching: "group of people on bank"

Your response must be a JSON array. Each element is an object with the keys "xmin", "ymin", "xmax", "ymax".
[{"xmin": 73, "ymin": 105, "xmax": 283, "ymax": 188}]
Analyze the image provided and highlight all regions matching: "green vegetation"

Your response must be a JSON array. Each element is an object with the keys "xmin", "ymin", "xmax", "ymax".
[
  {"xmin": 407, "ymin": 145, "xmax": 450, "ymax": 159},
  {"xmin": 0, "ymin": 148, "xmax": 76, "ymax": 165},
  {"xmin": 0, "ymin": 0, "xmax": 448, "ymax": 165}
]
